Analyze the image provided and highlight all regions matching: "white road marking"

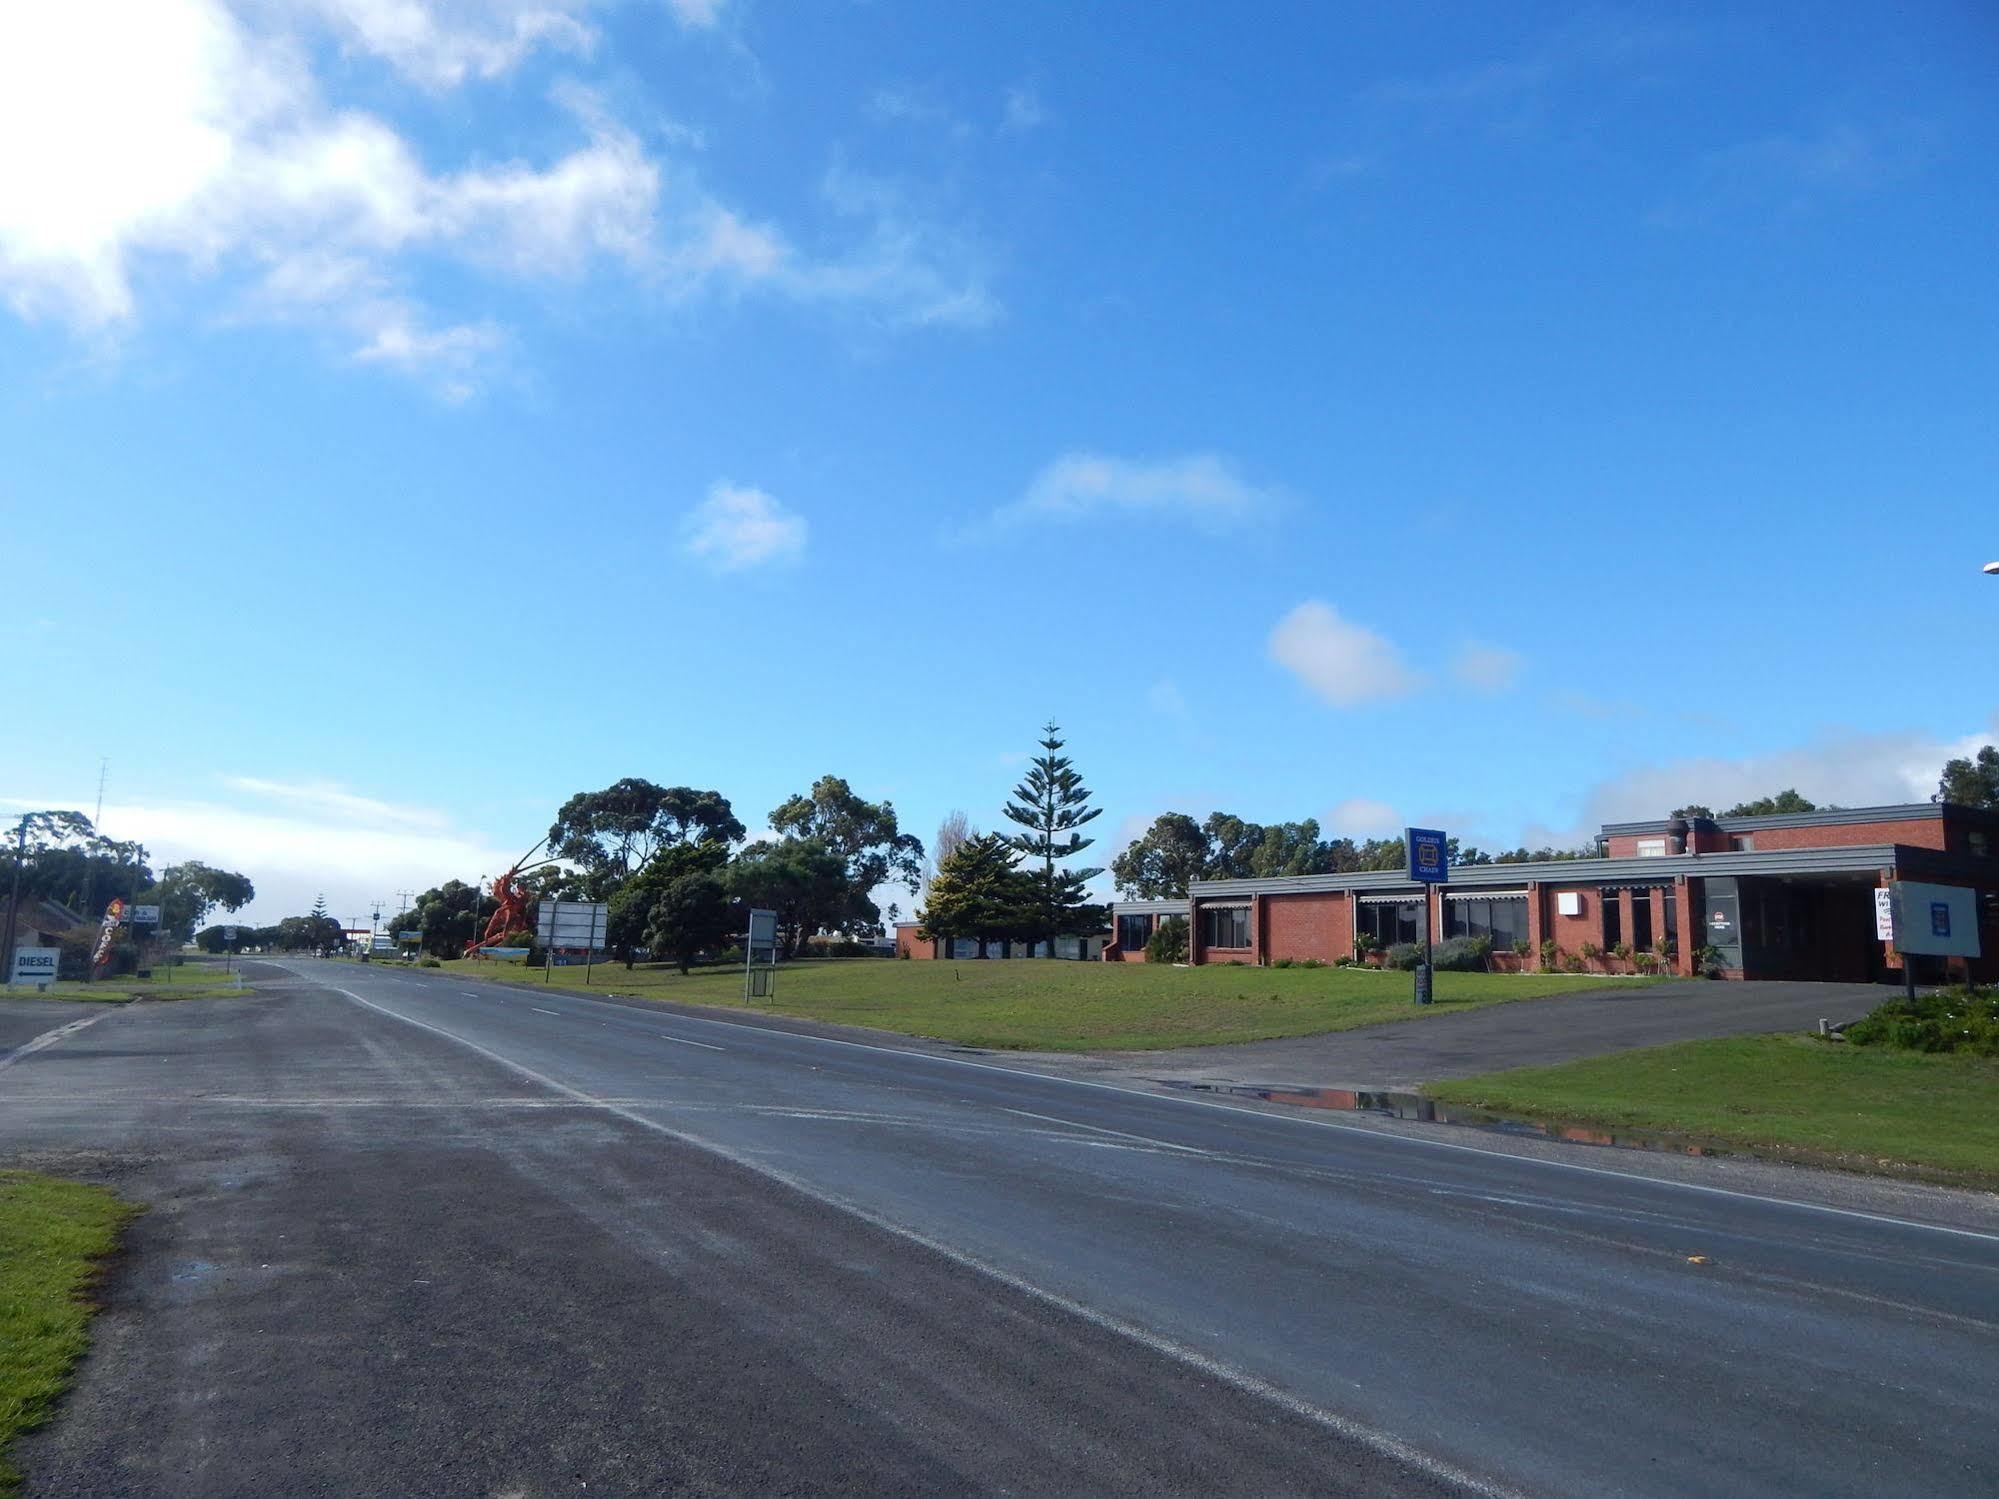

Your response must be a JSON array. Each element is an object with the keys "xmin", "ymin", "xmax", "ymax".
[
  {"xmin": 0, "ymin": 1008, "xmax": 122, "ymax": 1073},
  {"xmin": 322, "ymin": 980, "xmax": 1520, "ymax": 1499},
  {"xmin": 1004, "ymin": 1107, "xmax": 1212, "ymax": 1157},
  {"xmin": 654, "ymin": 1033, "xmax": 724, "ymax": 1051},
  {"xmin": 278, "ymin": 960, "xmax": 1999, "ymax": 1247},
  {"xmin": 530, "ymin": 1007, "xmax": 561, "ymax": 1016}
]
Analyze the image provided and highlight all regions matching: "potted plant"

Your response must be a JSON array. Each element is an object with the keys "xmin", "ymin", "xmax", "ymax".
[{"xmin": 1579, "ymin": 940, "xmax": 1603, "ymax": 971}]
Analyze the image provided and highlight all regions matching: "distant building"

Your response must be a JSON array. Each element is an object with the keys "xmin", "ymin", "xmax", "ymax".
[
  {"xmin": 1105, "ymin": 802, "xmax": 1999, "ymax": 984},
  {"xmin": 894, "ymin": 923, "xmax": 1107, "ymax": 961},
  {"xmin": 0, "ymin": 896, "xmax": 85, "ymax": 954}
]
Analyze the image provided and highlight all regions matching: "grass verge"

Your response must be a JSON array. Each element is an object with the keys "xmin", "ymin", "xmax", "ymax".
[
  {"xmin": 0, "ymin": 1172, "xmax": 136, "ymax": 1493},
  {"xmin": 432, "ymin": 955, "xmax": 1661, "ymax": 1051},
  {"xmin": 1427, "ymin": 1035, "xmax": 1999, "ymax": 1187},
  {"xmin": 3, "ymin": 963, "xmax": 248, "ymax": 1004}
]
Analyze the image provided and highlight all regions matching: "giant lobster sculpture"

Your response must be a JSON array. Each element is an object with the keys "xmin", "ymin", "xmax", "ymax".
[{"xmin": 466, "ymin": 837, "xmax": 560, "ymax": 958}]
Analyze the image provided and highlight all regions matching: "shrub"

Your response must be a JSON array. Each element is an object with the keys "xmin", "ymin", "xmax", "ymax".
[
  {"xmin": 1579, "ymin": 941, "xmax": 1602, "ymax": 966},
  {"xmin": 1146, "ymin": 915, "xmax": 1189, "ymax": 965},
  {"xmin": 1693, "ymin": 944, "xmax": 1724, "ymax": 978},
  {"xmin": 1634, "ymin": 952, "xmax": 1657, "ymax": 973},
  {"xmin": 1844, "ymin": 986, "xmax": 1999, "ymax": 1057},
  {"xmin": 1511, "ymin": 940, "xmax": 1533, "ymax": 957},
  {"xmin": 1611, "ymin": 941, "xmax": 1634, "ymax": 963},
  {"xmin": 1538, "ymin": 938, "xmax": 1559, "ymax": 970},
  {"xmin": 1385, "ymin": 942, "xmax": 1422, "ymax": 970},
  {"xmin": 1562, "ymin": 952, "xmax": 1587, "ymax": 973},
  {"xmin": 1353, "ymin": 932, "xmax": 1381, "ymax": 959},
  {"xmin": 1433, "ymin": 935, "xmax": 1492, "ymax": 972},
  {"xmin": 419, "ymin": 955, "xmax": 441, "ymax": 968},
  {"xmin": 1271, "ymin": 957, "xmax": 1295, "ymax": 968},
  {"xmin": 1301, "ymin": 957, "xmax": 1325, "ymax": 969}
]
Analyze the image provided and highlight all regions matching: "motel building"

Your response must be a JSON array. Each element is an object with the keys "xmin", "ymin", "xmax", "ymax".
[{"xmin": 1106, "ymin": 801, "xmax": 1999, "ymax": 985}]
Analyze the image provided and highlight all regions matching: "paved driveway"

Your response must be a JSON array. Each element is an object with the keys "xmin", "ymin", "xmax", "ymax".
[{"xmin": 1044, "ymin": 980, "xmax": 1891, "ymax": 1093}]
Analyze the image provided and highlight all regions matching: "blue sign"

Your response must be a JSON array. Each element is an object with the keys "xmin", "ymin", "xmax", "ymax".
[
  {"xmin": 1406, "ymin": 827, "xmax": 1449, "ymax": 885},
  {"xmin": 1931, "ymin": 902, "xmax": 1951, "ymax": 939}
]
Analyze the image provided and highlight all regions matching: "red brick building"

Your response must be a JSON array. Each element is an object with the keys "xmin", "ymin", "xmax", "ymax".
[{"xmin": 1108, "ymin": 802, "xmax": 1999, "ymax": 984}]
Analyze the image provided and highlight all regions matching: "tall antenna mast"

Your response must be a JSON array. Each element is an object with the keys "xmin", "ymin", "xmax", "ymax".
[{"xmin": 94, "ymin": 759, "xmax": 108, "ymax": 828}]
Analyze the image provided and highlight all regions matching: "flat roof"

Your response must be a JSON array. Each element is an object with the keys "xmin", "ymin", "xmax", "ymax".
[
  {"xmin": 1601, "ymin": 800, "xmax": 1999, "ymax": 837},
  {"xmin": 1111, "ymin": 899, "xmax": 1188, "ymax": 916},
  {"xmin": 1188, "ymin": 841, "xmax": 1992, "ymax": 900}
]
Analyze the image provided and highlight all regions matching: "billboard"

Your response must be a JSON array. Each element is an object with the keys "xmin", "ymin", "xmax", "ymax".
[
  {"xmin": 1891, "ymin": 882, "xmax": 1981, "ymax": 958},
  {"xmin": 536, "ymin": 900, "xmax": 609, "ymax": 952}
]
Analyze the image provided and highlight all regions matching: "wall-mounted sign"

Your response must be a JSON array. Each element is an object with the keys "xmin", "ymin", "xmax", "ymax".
[
  {"xmin": 130, "ymin": 905, "xmax": 161, "ymax": 925},
  {"xmin": 1873, "ymin": 887, "xmax": 1895, "ymax": 941}
]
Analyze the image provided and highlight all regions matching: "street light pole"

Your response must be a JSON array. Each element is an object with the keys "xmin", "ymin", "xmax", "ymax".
[{"xmin": 2, "ymin": 815, "xmax": 26, "ymax": 989}]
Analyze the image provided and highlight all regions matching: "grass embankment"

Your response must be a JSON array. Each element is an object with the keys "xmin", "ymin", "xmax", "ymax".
[
  {"xmin": 434, "ymin": 955, "xmax": 1659, "ymax": 1051},
  {"xmin": 1428, "ymin": 1036, "xmax": 1999, "ymax": 1187},
  {"xmin": 4, "ymin": 962, "xmax": 246, "ymax": 1004},
  {"xmin": 0, "ymin": 1172, "xmax": 135, "ymax": 1493}
]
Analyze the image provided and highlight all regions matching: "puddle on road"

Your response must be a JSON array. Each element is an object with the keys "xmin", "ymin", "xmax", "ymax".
[{"xmin": 1159, "ymin": 1080, "xmax": 1728, "ymax": 1161}]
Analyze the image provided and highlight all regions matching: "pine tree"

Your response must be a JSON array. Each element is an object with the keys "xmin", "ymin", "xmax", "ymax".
[
  {"xmin": 917, "ymin": 834, "xmax": 1037, "ymax": 951},
  {"xmin": 1002, "ymin": 721, "xmax": 1106, "ymax": 944}
]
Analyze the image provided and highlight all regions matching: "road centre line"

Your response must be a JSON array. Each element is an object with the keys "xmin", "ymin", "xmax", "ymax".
[{"xmin": 311, "ymin": 961, "xmax": 1999, "ymax": 1247}]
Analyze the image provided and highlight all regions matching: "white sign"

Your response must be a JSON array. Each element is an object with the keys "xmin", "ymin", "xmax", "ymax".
[
  {"xmin": 747, "ymin": 909, "xmax": 778, "ymax": 949},
  {"xmin": 222, "ymin": 926, "xmax": 238, "ymax": 942},
  {"xmin": 536, "ymin": 900, "xmax": 609, "ymax": 951},
  {"xmin": 9, "ymin": 946, "xmax": 60, "ymax": 988},
  {"xmin": 130, "ymin": 905, "xmax": 162, "ymax": 925},
  {"xmin": 1873, "ymin": 887, "xmax": 1896, "ymax": 941},
  {"xmin": 1891, "ymin": 882, "xmax": 1981, "ymax": 958}
]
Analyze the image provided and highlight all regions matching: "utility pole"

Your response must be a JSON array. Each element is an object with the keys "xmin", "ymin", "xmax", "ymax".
[
  {"xmin": 3, "ymin": 814, "xmax": 27, "ymax": 989},
  {"xmin": 80, "ymin": 760, "xmax": 107, "ymax": 987}
]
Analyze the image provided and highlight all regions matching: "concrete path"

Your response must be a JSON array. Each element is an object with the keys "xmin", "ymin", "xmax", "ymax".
[
  {"xmin": 4, "ymin": 959, "xmax": 1994, "ymax": 1497},
  {"xmin": 1028, "ymin": 979, "xmax": 1893, "ymax": 1093}
]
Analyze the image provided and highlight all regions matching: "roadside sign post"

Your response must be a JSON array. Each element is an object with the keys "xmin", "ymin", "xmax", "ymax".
[
  {"xmin": 534, "ymin": 900, "xmax": 609, "ymax": 985},
  {"xmin": 1887, "ymin": 881, "xmax": 1981, "ymax": 997},
  {"xmin": 745, "ymin": 909, "xmax": 779, "ymax": 1001},
  {"xmin": 1405, "ymin": 828, "xmax": 1450, "ymax": 1005},
  {"xmin": 9, "ymin": 946, "xmax": 59, "ymax": 991},
  {"xmin": 223, "ymin": 925, "xmax": 238, "ymax": 976}
]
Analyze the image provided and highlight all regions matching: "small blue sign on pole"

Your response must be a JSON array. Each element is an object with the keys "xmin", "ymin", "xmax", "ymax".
[
  {"xmin": 1931, "ymin": 902, "xmax": 1951, "ymax": 939},
  {"xmin": 1406, "ymin": 827, "xmax": 1449, "ymax": 885}
]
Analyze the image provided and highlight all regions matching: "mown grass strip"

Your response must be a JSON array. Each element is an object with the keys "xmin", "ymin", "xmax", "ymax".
[
  {"xmin": 432, "ymin": 955, "xmax": 1659, "ymax": 1051},
  {"xmin": 0, "ymin": 1172, "xmax": 137, "ymax": 1493},
  {"xmin": 1427, "ymin": 1035, "xmax": 1999, "ymax": 1187}
]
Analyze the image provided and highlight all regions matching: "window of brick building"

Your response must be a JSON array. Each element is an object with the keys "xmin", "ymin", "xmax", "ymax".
[{"xmin": 1201, "ymin": 905, "xmax": 1250, "ymax": 949}]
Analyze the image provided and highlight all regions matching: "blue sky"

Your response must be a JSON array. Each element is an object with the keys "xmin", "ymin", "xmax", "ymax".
[{"xmin": 2, "ymin": 1, "xmax": 1995, "ymax": 925}]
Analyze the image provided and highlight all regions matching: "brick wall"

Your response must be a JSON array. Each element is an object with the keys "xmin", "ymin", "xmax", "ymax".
[
  {"xmin": 1749, "ymin": 818, "xmax": 1944, "ymax": 852},
  {"xmin": 1545, "ymin": 885, "xmax": 1600, "ymax": 961},
  {"xmin": 893, "ymin": 925, "xmax": 934, "ymax": 959},
  {"xmin": 1262, "ymin": 892, "xmax": 1351, "ymax": 963}
]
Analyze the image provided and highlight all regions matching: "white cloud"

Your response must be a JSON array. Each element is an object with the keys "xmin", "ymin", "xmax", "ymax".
[
  {"xmin": 1571, "ymin": 726, "xmax": 1994, "ymax": 832},
  {"xmin": 1327, "ymin": 797, "xmax": 1400, "ymax": 837},
  {"xmin": 1453, "ymin": 640, "xmax": 1525, "ymax": 694},
  {"xmin": 0, "ymin": 0, "xmax": 985, "ymax": 394},
  {"xmin": 680, "ymin": 482, "xmax": 808, "ymax": 572},
  {"xmin": 1002, "ymin": 84, "xmax": 1047, "ymax": 132},
  {"xmin": 1267, "ymin": 601, "xmax": 1423, "ymax": 708},
  {"xmin": 2, "ymin": 779, "xmax": 518, "ymax": 930},
  {"xmin": 1001, "ymin": 453, "xmax": 1279, "ymax": 527}
]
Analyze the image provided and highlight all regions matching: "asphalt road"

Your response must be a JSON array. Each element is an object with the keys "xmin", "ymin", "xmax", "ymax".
[{"xmin": 4, "ymin": 960, "xmax": 1996, "ymax": 1497}]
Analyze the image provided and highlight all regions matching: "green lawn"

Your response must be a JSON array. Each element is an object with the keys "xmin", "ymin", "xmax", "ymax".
[
  {"xmin": 1428, "ymin": 1036, "xmax": 1999, "ymax": 1187},
  {"xmin": 0, "ymin": 1173, "xmax": 135, "ymax": 1494},
  {"xmin": 432, "ymin": 955, "xmax": 1658, "ymax": 1051},
  {"xmin": 2, "ymin": 963, "xmax": 246, "ymax": 1004}
]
